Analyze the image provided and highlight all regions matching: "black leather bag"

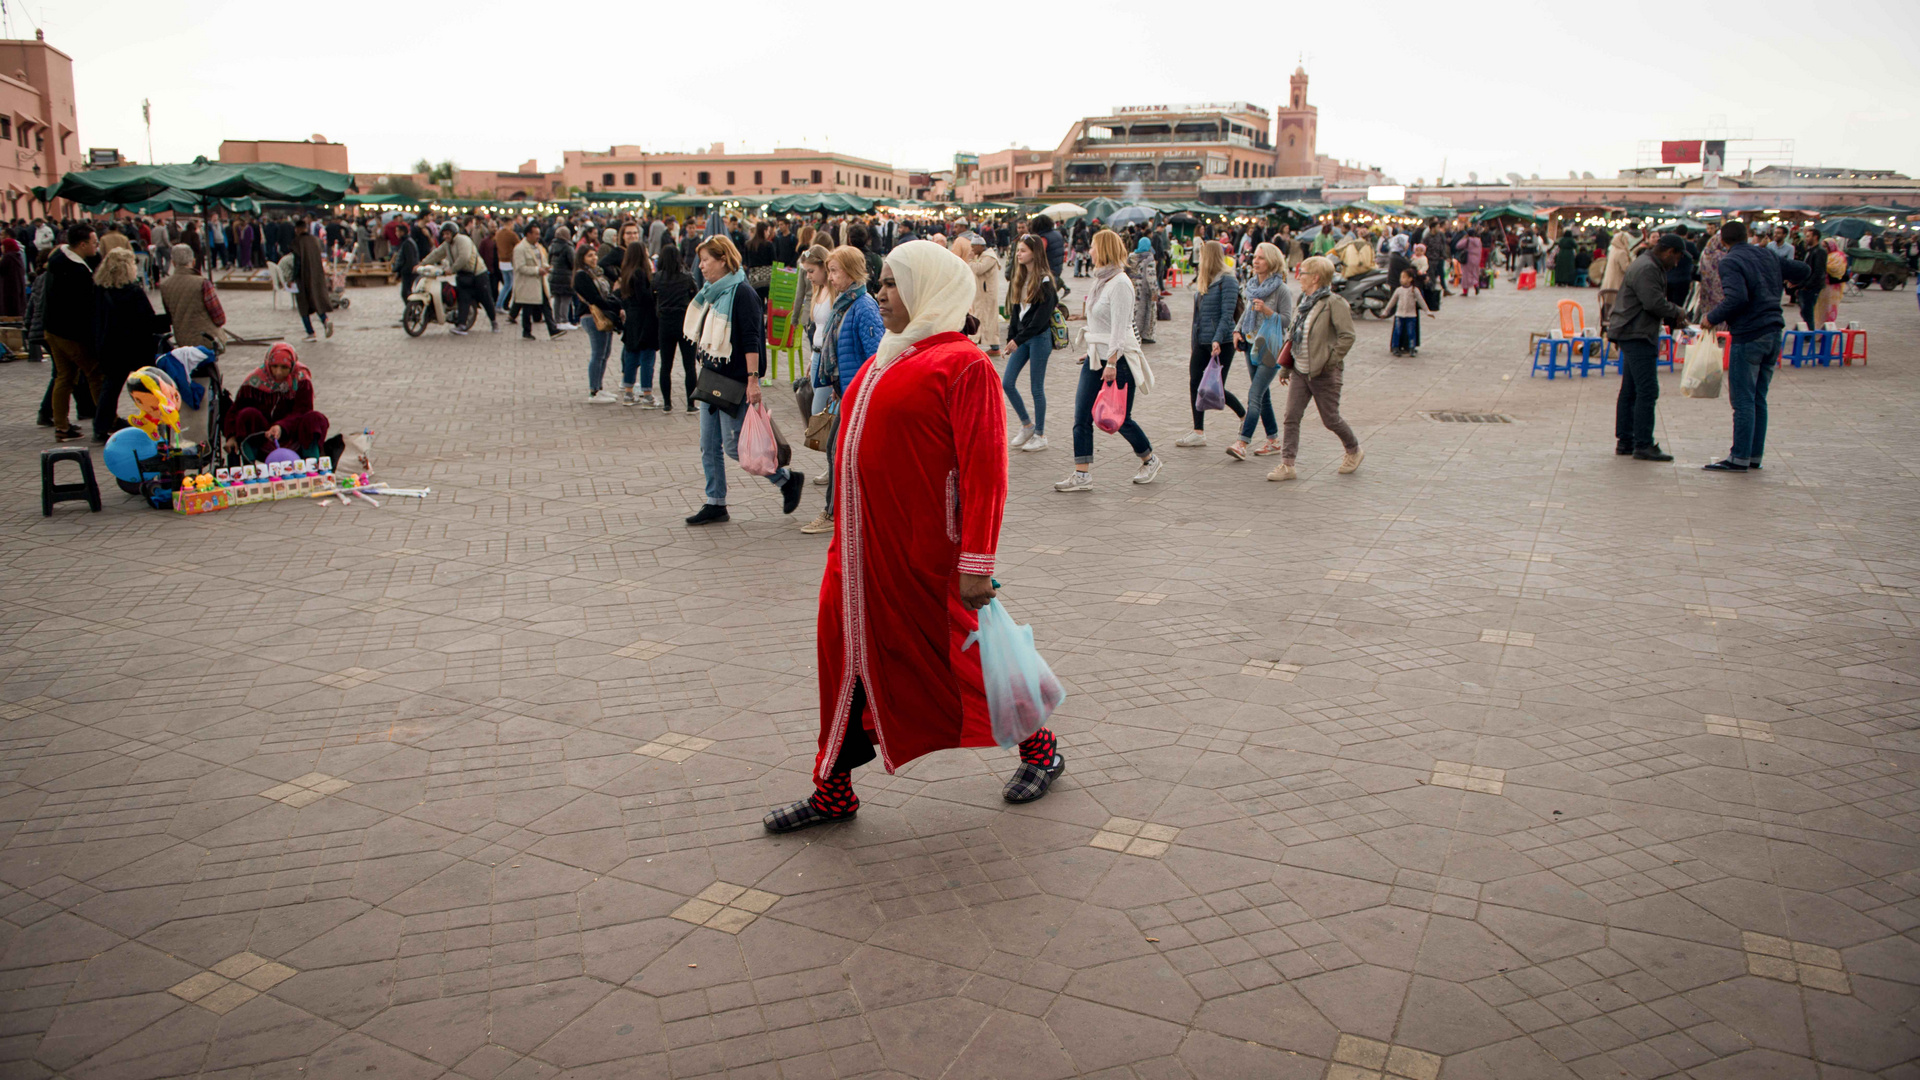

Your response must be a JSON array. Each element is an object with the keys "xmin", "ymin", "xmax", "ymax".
[{"xmin": 693, "ymin": 362, "xmax": 746, "ymax": 414}]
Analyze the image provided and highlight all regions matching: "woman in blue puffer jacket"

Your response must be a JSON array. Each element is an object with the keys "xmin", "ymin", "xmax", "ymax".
[{"xmin": 799, "ymin": 244, "xmax": 886, "ymax": 535}]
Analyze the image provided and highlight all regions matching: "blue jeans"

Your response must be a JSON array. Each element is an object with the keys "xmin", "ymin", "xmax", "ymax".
[
  {"xmin": 1727, "ymin": 332, "xmax": 1779, "ymax": 465},
  {"xmin": 1391, "ymin": 316, "xmax": 1420, "ymax": 351},
  {"xmin": 1003, "ymin": 335, "xmax": 1051, "ymax": 434},
  {"xmin": 1072, "ymin": 358, "xmax": 1152, "ymax": 464},
  {"xmin": 298, "ymin": 309, "xmax": 328, "ymax": 335},
  {"xmin": 585, "ymin": 326, "xmax": 613, "ymax": 392},
  {"xmin": 620, "ymin": 347, "xmax": 656, "ymax": 390},
  {"xmin": 496, "ymin": 268, "xmax": 513, "ymax": 310},
  {"xmin": 698, "ymin": 401, "xmax": 791, "ymax": 505},
  {"xmin": 1239, "ymin": 357, "xmax": 1281, "ymax": 440}
]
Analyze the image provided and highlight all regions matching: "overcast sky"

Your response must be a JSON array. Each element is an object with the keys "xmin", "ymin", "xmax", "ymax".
[{"xmin": 36, "ymin": 0, "xmax": 1920, "ymax": 185}]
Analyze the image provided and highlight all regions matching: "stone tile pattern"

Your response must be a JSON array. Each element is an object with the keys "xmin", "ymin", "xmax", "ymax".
[{"xmin": 0, "ymin": 284, "xmax": 1916, "ymax": 1078}]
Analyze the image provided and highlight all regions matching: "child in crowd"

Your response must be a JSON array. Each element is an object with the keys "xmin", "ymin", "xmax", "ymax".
[{"xmin": 1388, "ymin": 269, "xmax": 1435, "ymax": 357}]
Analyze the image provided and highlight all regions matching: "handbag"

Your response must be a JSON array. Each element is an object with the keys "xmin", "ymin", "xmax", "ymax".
[
  {"xmin": 1049, "ymin": 306, "xmax": 1069, "ymax": 351},
  {"xmin": 804, "ymin": 407, "xmax": 837, "ymax": 453},
  {"xmin": 1277, "ymin": 339, "xmax": 1295, "ymax": 370},
  {"xmin": 692, "ymin": 362, "xmax": 747, "ymax": 413},
  {"xmin": 589, "ymin": 304, "xmax": 614, "ymax": 333},
  {"xmin": 747, "ymin": 265, "xmax": 772, "ymax": 289},
  {"xmin": 1156, "ymin": 298, "xmax": 1171, "ymax": 321}
]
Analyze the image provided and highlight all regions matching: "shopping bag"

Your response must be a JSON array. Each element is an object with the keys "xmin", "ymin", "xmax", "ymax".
[
  {"xmin": 738, "ymin": 402, "xmax": 781, "ymax": 476},
  {"xmin": 963, "ymin": 598, "xmax": 1067, "ymax": 748},
  {"xmin": 1679, "ymin": 333, "xmax": 1723, "ymax": 399},
  {"xmin": 1250, "ymin": 312, "xmax": 1288, "ymax": 368},
  {"xmin": 1092, "ymin": 379, "xmax": 1127, "ymax": 433},
  {"xmin": 1194, "ymin": 355, "xmax": 1226, "ymax": 412}
]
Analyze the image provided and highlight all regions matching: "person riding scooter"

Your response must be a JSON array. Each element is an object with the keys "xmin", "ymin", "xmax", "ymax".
[{"xmin": 419, "ymin": 223, "xmax": 496, "ymax": 335}]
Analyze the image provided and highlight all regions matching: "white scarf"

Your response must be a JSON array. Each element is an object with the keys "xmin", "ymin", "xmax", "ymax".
[{"xmin": 873, "ymin": 240, "xmax": 975, "ymax": 367}]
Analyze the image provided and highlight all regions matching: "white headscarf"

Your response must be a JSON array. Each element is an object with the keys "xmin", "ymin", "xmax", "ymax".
[{"xmin": 875, "ymin": 240, "xmax": 975, "ymax": 366}]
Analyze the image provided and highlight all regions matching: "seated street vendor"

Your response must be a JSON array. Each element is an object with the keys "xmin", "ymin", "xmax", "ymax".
[{"xmin": 222, "ymin": 343, "xmax": 342, "ymax": 461}]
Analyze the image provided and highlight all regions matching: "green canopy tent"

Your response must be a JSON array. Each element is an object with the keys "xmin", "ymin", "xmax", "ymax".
[
  {"xmin": 1472, "ymin": 202, "xmax": 1548, "ymax": 224},
  {"xmin": 343, "ymin": 192, "xmax": 422, "ymax": 208},
  {"xmin": 50, "ymin": 158, "xmax": 355, "ymax": 205},
  {"xmin": 81, "ymin": 188, "xmax": 262, "ymax": 216},
  {"xmin": 1821, "ymin": 217, "xmax": 1883, "ymax": 241},
  {"xmin": 765, "ymin": 192, "xmax": 875, "ymax": 214}
]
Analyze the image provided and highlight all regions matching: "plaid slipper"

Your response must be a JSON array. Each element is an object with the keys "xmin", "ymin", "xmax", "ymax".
[
  {"xmin": 763, "ymin": 799, "xmax": 855, "ymax": 834},
  {"xmin": 1002, "ymin": 753, "xmax": 1066, "ymax": 804}
]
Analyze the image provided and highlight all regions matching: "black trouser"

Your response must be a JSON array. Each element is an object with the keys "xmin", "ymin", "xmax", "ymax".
[
  {"xmin": 517, "ymin": 302, "xmax": 559, "ymax": 337},
  {"xmin": 1614, "ymin": 338, "xmax": 1659, "ymax": 449},
  {"xmin": 1797, "ymin": 290, "xmax": 1819, "ymax": 329},
  {"xmin": 832, "ymin": 681, "xmax": 877, "ymax": 774},
  {"xmin": 454, "ymin": 271, "xmax": 495, "ymax": 327},
  {"xmin": 92, "ymin": 361, "xmax": 135, "ymax": 442},
  {"xmin": 1189, "ymin": 341, "xmax": 1244, "ymax": 430},
  {"xmin": 659, "ymin": 333, "xmax": 698, "ymax": 407}
]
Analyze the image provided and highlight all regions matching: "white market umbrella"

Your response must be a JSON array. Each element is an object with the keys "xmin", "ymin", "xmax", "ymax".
[{"xmin": 1039, "ymin": 202, "xmax": 1087, "ymax": 220}]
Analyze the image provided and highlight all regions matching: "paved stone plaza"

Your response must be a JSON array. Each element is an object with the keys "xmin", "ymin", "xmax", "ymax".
[{"xmin": 2, "ymin": 276, "xmax": 1917, "ymax": 1080}]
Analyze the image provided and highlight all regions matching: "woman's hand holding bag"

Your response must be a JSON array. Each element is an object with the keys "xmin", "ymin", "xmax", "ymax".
[
  {"xmin": 738, "ymin": 402, "xmax": 781, "ymax": 476},
  {"xmin": 1092, "ymin": 378, "xmax": 1127, "ymax": 433}
]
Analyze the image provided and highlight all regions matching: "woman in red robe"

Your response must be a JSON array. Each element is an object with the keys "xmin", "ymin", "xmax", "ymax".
[{"xmin": 765, "ymin": 241, "xmax": 1065, "ymax": 833}]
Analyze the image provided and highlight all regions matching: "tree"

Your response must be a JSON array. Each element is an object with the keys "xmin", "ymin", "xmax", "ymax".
[
  {"xmin": 370, "ymin": 174, "xmax": 424, "ymax": 199},
  {"xmin": 411, "ymin": 158, "xmax": 432, "ymax": 175},
  {"xmin": 429, "ymin": 160, "xmax": 457, "ymax": 184}
]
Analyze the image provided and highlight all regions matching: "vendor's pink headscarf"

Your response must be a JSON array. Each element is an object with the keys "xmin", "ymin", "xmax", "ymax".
[{"xmin": 245, "ymin": 342, "xmax": 312, "ymax": 396}]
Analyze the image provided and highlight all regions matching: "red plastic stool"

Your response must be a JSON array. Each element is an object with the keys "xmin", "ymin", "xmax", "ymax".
[
  {"xmin": 1517, "ymin": 269, "xmax": 1537, "ymax": 290},
  {"xmin": 1842, "ymin": 328, "xmax": 1868, "ymax": 365}
]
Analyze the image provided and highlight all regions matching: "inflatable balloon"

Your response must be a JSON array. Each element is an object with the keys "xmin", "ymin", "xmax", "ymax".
[
  {"xmin": 264, "ymin": 446, "xmax": 300, "ymax": 466},
  {"xmin": 103, "ymin": 426, "xmax": 159, "ymax": 484},
  {"xmin": 123, "ymin": 367, "xmax": 182, "ymax": 438}
]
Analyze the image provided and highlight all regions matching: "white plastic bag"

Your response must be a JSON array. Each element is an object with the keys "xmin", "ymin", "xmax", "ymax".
[
  {"xmin": 738, "ymin": 402, "xmax": 780, "ymax": 476},
  {"xmin": 1679, "ymin": 334, "xmax": 1722, "ymax": 399},
  {"xmin": 963, "ymin": 598, "xmax": 1066, "ymax": 748}
]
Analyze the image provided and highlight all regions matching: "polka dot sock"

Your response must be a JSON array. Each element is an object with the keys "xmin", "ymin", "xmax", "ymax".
[
  {"xmin": 1018, "ymin": 728, "xmax": 1057, "ymax": 768},
  {"xmin": 809, "ymin": 771, "xmax": 858, "ymax": 816}
]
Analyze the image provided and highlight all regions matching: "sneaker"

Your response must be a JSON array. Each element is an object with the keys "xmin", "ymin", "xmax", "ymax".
[
  {"xmin": 324, "ymin": 320, "xmax": 334, "ymax": 338},
  {"xmin": 1633, "ymin": 446, "xmax": 1674, "ymax": 462},
  {"xmin": 36, "ymin": 416, "xmax": 53, "ymax": 427},
  {"xmin": 550, "ymin": 328, "xmax": 570, "ymax": 340},
  {"xmin": 620, "ymin": 389, "xmax": 636, "ymax": 406},
  {"xmin": 302, "ymin": 333, "xmax": 318, "ymax": 342},
  {"xmin": 1021, "ymin": 435, "xmax": 1049, "ymax": 452},
  {"xmin": 1338, "ymin": 448, "xmax": 1365, "ymax": 474},
  {"xmin": 587, "ymin": 390, "xmax": 616, "ymax": 404},
  {"xmin": 1747, "ymin": 462, "xmax": 1762, "ymax": 470},
  {"xmin": 812, "ymin": 471, "xmax": 830, "ymax": 486},
  {"xmin": 1131, "ymin": 455, "xmax": 1163, "ymax": 484},
  {"xmin": 781, "ymin": 471, "xmax": 806, "ymax": 514},
  {"xmin": 54, "ymin": 425, "xmax": 84, "ymax": 441},
  {"xmin": 1226, "ymin": 441, "xmax": 1249, "ymax": 461},
  {"xmin": 1054, "ymin": 470, "xmax": 1094, "ymax": 492},
  {"xmin": 1253, "ymin": 439, "xmax": 1283, "ymax": 456},
  {"xmin": 663, "ymin": 398, "xmax": 676, "ymax": 412},
  {"xmin": 1266, "ymin": 463, "xmax": 1297, "ymax": 482},
  {"xmin": 1615, "ymin": 442, "xmax": 1633, "ymax": 456},
  {"xmin": 685, "ymin": 504, "xmax": 730, "ymax": 525},
  {"xmin": 450, "ymin": 327, "xmax": 468, "ymax": 337},
  {"xmin": 559, "ymin": 322, "xmax": 581, "ymax": 331},
  {"xmin": 800, "ymin": 510, "xmax": 834, "ymax": 534},
  {"xmin": 1702, "ymin": 459, "xmax": 1748, "ymax": 472},
  {"xmin": 1011, "ymin": 424, "xmax": 1034, "ymax": 448},
  {"xmin": 1174, "ymin": 431, "xmax": 1207, "ymax": 448}
]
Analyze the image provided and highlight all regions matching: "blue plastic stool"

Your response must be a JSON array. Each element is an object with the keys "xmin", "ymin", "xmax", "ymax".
[{"xmin": 1531, "ymin": 337, "xmax": 1574, "ymax": 379}]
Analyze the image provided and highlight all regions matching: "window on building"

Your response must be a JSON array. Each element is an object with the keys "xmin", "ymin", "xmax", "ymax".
[
  {"xmin": 651, "ymin": 171, "xmax": 661, "ymax": 185},
  {"xmin": 781, "ymin": 169, "xmax": 790, "ymax": 184},
  {"xmin": 0, "ymin": 118, "xmax": 10, "ymax": 140},
  {"xmin": 697, "ymin": 171, "xmax": 710, "ymax": 185},
  {"xmin": 623, "ymin": 172, "xmax": 636, "ymax": 186},
  {"xmin": 726, "ymin": 170, "xmax": 735, "ymax": 185},
  {"xmin": 754, "ymin": 170, "xmax": 762, "ymax": 185},
  {"xmin": 602, "ymin": 172, "xmax": 615, "ymax": 186},
  {"xmin": 810, "ymin": 169, "xmax": 822, "ymax": 184}
]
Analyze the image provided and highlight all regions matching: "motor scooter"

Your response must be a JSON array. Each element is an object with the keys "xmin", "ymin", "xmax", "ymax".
[{"xmin": 401, "ymin": 264, "xmax": 477, "ymax": 337}]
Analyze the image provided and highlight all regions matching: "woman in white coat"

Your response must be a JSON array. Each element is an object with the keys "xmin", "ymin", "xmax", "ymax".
[
  {"xmin": 954, "ymin": 235, "xmax": 1005, "ymax": 355},
  {"xmin": 1055, "ymin": 228, "xmax": 1161, "ymax": 492},
  {"xmin": 511, "ymin": 224, "xmax": 566, "ymax": 339}
]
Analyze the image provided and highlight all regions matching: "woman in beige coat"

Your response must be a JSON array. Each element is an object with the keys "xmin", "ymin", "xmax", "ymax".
[
  {"xmin": 1597, "ymin": 230, "xmax": 1633, "ymax": 334},
  {"xmin": 1267, "ymin": 255, "xmax": 1362, "ymax": 481},
  {"xmin": 954, "ymin": 236, "xmax": 1006, "ymax": 354},
  {"xmin": 510, "ymin": 224, "xmax": 564, "ymax": 338}
]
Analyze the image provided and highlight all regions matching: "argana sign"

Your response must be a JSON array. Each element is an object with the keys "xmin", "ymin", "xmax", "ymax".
[
  {"xmin": 1111, "ymin": 102, "xmax": 1266, "ymax": 116},
  {"xmin": 1367, "ymin": 185, "xmax": 1406, "ymax": 204}
]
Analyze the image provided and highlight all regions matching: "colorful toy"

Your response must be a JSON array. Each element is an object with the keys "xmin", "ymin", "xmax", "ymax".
[
  {"xmin": 123, "ymin": 367, "xmax": 183, "ymax": 440},
  {"xmin": 103, "ymin": 427, "xmax": 160, "ymax": 484}
]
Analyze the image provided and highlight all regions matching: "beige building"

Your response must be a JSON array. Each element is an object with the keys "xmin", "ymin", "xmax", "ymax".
[
  {"xmin": 0, "ymin": 32, "xmax": 78, "ymax": 218},
  {"xmin": 1052, "ymin": 101, "xmax": 1277, "ymax": 199},
  {"xmin": 563, "ymin": 144, "xmax": 907, "ymax": 198},
  {"xmin": 956, "ymin": 147, "xmax": 1053, "ymax": 203},
  {"xmin": 219, "ymin": 136, "xmax": 349, "ymax": 173}
]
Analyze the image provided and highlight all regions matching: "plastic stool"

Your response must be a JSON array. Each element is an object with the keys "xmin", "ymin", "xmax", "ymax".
[
  {"xmin": 41, "ymin": 447, "xmax": 101, "ymax": 517},
  {"xmin": 1530, "ymin": 337, "xmax": 1574, "ymax": 379},
  {"xmin": 1842, "ymin": 328, "xmax": 1868, "ymax": 365}
]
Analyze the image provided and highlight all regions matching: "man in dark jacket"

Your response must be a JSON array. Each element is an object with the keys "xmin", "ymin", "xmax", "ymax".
[
  {"xmin": 1794, "ymin": 226, "xmax": 1826, "ymax": 330},
  {"xmin": 1663, "ymin": 225, "xmax": 1697, "ymax": 311},
  {"xmin": 1034, "ymin": 215, "xmax": 1066, "ymax": 292},
  {"xmin": 43, "ymin": 224, "xmax": 102, "ymax": 440},
  {"xmin": 1700, "ymin": 220, "xmax": 1811, "ymax": 473},
  {"xmin": 1607, "ymin": 233, "xmax": 1692, "ymax": 461}
]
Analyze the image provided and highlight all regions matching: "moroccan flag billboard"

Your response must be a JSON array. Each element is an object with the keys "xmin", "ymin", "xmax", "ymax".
[{"xmin": 1661, "ymin": 140, "xmax": 1702, "ymax": 164}]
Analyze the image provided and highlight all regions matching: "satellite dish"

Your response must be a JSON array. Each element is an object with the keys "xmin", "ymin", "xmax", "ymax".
[
  {"xmin": 1506, "ymin": 172, "xmax": 1523, "ymax": 185},
  {"xmin": 1467, "ymin": 171, "xmax": 1478, "ymax": 183},
  {"xmin": 1569, "ymin": 171, "xmax": 1579, "ymax": 179},
  {"xmin": 1581, "ymin": 171, "xmax": 1595, "ymax": 180}
]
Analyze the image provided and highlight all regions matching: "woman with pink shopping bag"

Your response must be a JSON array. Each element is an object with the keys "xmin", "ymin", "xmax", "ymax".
[{"xmin": 1055, "ymin": 229, "xmax": 1161, "ymax": 493}]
